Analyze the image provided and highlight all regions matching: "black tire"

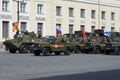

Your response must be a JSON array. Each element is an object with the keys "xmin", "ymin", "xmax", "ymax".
[
  {"xmin": 104, "ymin": 50, "xmax": 110, "ymax": 55},
  {"xmin": 73, "ymin": 47, "xmax": 80, "ymax": 54},
  {"xmin": 9, "ymin": 49, "xmax": 17, "ymax": 53},
  {"xmin": 81, "ymin": 50, "xmax": 84, "ymax": 53},
  {"xmin": 93, "ymin": 47, "xmax": 100, "ymax": 54},
  {"xmin": 42, "ymin": 48, "xmax": 51, "ymax": 56},
  {"xmin": 84, "ymin": 50, "xmax": 89, "ymax": 54},
  {"xmin": 19, "ymin": 44, "xmax": 28, "ymax": 53},
  {"xmin": 29, "ymin": 45, "xmax": 34, "ymax": 53},
  {"xmin": 114, "ymin": 48, "xmax": 120, "ymax": 55},
  {"xmin": 64, "ymin": 48, "xmax": 71, "ymax": 55},
  {"xmin": 34, "ymin": 50, "xmax": 41, "ymax": 56},
  {"xmin": 55, "ymin": 52, "xmax": 61, "ymax": 55}
]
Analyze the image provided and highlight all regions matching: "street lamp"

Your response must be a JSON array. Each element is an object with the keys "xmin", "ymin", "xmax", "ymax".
[
  {"xmin": 13, "ymin": 0, "xmax": 24, "ymax": 32},
  {"xmin": 98, "ymin": 0, "xmax": 100, "ymax": 29}
]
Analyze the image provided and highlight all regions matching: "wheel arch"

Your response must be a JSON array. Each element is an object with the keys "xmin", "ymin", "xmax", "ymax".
[{"xmin": 43, "ymin": 46, "xmax": 52, "ymax": 53}]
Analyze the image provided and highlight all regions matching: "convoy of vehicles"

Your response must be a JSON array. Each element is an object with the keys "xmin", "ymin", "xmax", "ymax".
[{"xmin": 3, "ymin": 29, "xmax": 120, "ymax": 56}]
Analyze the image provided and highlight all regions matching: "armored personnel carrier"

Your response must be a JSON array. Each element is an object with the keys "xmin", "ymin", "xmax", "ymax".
[{"xmin": 3, "ymin": 31, "xmax": 42, "ymax": 53}]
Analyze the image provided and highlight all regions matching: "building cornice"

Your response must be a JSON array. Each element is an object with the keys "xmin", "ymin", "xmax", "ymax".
[{"xmin": 63, "ymin": 0, "xmax": 120, "ymax": 8}]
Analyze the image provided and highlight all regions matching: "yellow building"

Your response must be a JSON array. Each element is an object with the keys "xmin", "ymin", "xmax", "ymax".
[{"xmin": 0, "ymin": 0, "xmax": 120, "ymax": 41}]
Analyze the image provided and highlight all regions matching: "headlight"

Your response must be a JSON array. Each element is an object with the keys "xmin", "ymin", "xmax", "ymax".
[
  {"xmin": 38, "ymin": 44, "xmax": 41, "ymax": 47},
  {"xmin": 31, "ymin": 44, "xmax": 34, "ymax": 47},
  {"xmin": 90, "ymin": 43, "xmax": 93, "ymax": 46},
  {"xmin": 112, "ymin": 44, "xmax": 115, "ymax": 47}
]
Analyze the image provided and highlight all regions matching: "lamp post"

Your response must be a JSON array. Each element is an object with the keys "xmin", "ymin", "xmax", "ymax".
[
  {"xmin": 13, "ymin": 0, "xmax": 24, "ymax": 32},
  {"xmin": 98, "ymin": 0, "xmax": 100, "ymax": 29},
  {"xmin": 17, "ymin": 0, "xmax": 19, "ymax": 24}
]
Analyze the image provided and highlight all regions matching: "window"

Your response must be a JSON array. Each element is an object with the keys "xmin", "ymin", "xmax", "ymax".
[
  {"xmin": 20, "ymin": 3, "xmax": 27, "ymax": 13},
  {"xmin": 69, "ymin": 8, "xmax": 74, "ymax": 17},
  {"xmin": 101, "ymin": 11, "xmax": 106, "ymax": 20},
  {"xmin": 37, "ymin": 23, "xmax": 43, "ymax": 37},
  {"xmin": 56, "ymin": 6, "xmax": 61, "ymax": 16},
  {"xmin": 111, "ymin": 12, "xmax": 115, "ymax": 20},
  {"xmin": 69, "ymin": 25, "xmax": 73, "ymax": 34},
  {"xmin": 80, "ymin": 25, "xmax": 85, "ymax": 31},
  {"xmin": 37, "ymin": 4, "xmax": 44, "ymax": 15},
  {"xmin": 2, "ymin": 21, "xmax": 9, "ymax": 38},
  {"xmin": 91, "ymin": 26, "xmax": 95, "ymax": 33},
  {"xmin": 2, "ymin": 1, "xmax": 9, "ymax": 11},
  {"xmin": 21, "ymin": 22, "xmax": 27, "ymax": 32},
  {"xmin": 81, "ymin": 9, "xmax": 85, "ymax": 18},
  {"xmin": 101, "ymin": 26, "xmax": 105, "ymax": 30},
  {"xmin": 111, "ymin": 27, "xmax": 115, "ymax": 32},
  {"xmin": 91, "ymin": 10, "xmax": 96, "ymax": 19}
]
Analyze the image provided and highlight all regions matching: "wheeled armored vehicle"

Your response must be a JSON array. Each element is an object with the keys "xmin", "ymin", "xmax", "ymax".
[{"xmin": 3, "ymin": 31, "xmax": 42, "ymax": 53}]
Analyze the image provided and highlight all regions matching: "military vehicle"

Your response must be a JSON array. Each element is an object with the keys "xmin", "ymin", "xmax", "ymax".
[
  {"xmin": 72, "ymin": 37, "xmax": 84, "ymax": 53},
  {"xmin": 32, "ymin": 34, "xmax": 81, "ymax": 56},
  {"xmin": 74, "ymin": 30, "xmax": 94, "ymax": 53},
  {"xmin": 62, "ymin": 33, "xmax": 85, "ymax": 54},
  {"xmin": 81, "ymin": 29, "xmax": 109, "ymax": 54},
  {"xmin": 101, "ymin": 32, "xmax": 120, "ymax": 55},
  {"xmin": 62, "ymin": 33, "xmax": 75, "ymax": 42},
  {"xmin": 3, "ymin": 31, "xmax": 42, "ymax": 53}
]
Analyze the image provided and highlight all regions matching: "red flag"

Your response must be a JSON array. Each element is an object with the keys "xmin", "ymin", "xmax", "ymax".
[{"xmin": 82, "ymin": 29, "xmax": 87, "ymax": 40}]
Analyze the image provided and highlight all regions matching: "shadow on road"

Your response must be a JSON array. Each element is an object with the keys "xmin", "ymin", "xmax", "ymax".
[{"xmin": 28, "ymin": 69, "xmax": 120, "ymax": 80}]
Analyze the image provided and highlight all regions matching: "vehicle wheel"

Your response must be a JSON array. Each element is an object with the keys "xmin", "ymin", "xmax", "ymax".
[
  {"xmin": 55, "ymin": 52, "xmax": 61, "ymax": 55},
  {"xmin": 19, "ymin": 44, "xmax": 28, "ymax": 53},
  {"xmin": 93, "ymin": 47, "xmax": 100, "ymax": 54},
  {"xmin": 100, "ymin": 50, "xmax": 105, "ymax": 54},
  {"xmin": 64, "ymin": 48, "xmax": 71, "ymax": 55},
  {"xmin": 73, "ymin": 47, "xmax": 80, "ymax": 54},
  {"xmin": 29, "ymin": 45, "xmax": 34, "ymax": 53},
  {"xmin": 34, "ymin": 50, "xmax": 41, "ymax": 56},
  {"xmin": 81, "ymin": 50, "xmax": 84, "ymax": 53},
  {"xmin": 104, "ymin": 50, "xmax": 110, "ymax": 55},
  {"xmin": 42, "ymin": 48, "xmax": 51, "ymax": 56},
  {"xmin": 114, "ymin": 48, "xmax": 120, "ymax": 55},
  {"xmin": 9, "ymin": 49, "xmax": 17, "ymax": 53},
  {"xmin": 84, "ymin": 50, "xmax": 89, "ymax": 54}
]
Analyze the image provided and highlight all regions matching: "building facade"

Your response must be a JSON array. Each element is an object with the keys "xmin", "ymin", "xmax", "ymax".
[{"xmin": 0, "ymin": 0, "xmax": 120, "ymax": 41}]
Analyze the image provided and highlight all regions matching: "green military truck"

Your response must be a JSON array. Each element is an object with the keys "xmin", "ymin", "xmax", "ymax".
[
  {"xmin": 81, "ymin": 29, "xmax": 108, "ymax": 54},
  {"xmin": 102, "ymin": 32, "xmax": 120, "ymax": 55},
  {"xmin": 81, "ymin": 34, "xmax": 100, "ymax": 53},
  {"xmin": 32, "ymin": 35, "xmax": 81, "ymax": 56},
  {"xmin": 102, "ymin": 42, "xmax": 120, "ymax": 55}
]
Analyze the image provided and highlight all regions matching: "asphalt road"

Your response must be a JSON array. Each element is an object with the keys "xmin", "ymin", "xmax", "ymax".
[{"xmin": 0, "ymin": 49, "xmax": 120, "ymax": 80}]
